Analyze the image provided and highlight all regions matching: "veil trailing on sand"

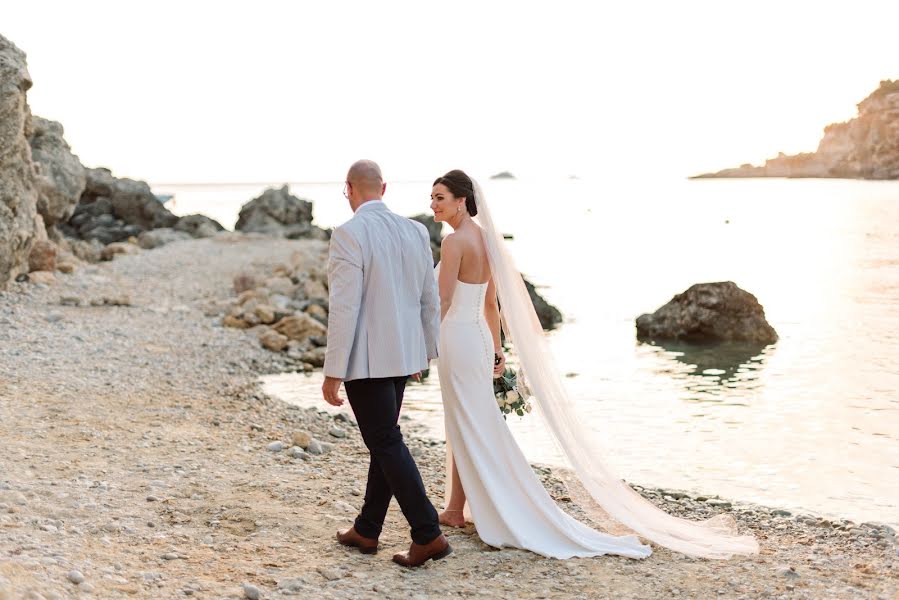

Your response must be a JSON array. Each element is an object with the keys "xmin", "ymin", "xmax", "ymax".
[{"xmin": 469, "ymin": 178, "xmax": 759, "ymax": 559}]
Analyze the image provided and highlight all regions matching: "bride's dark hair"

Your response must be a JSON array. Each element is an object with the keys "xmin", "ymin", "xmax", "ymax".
[{"xmin": 433, "ymin": 169, "xmax": 477, "ymax": 217}]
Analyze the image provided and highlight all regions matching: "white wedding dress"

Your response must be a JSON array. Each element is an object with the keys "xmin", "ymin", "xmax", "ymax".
[
  {"xmin": 430, "ymin": 177, "xmax": 758, "ymax": 561},
  {"xmin": 437, "ymin": 278, "xmax": 651, "ymax": 559}
]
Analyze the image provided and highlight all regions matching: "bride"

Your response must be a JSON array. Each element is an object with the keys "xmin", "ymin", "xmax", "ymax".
[{"xmin": 429, "ymin": 169, "xmax": 759, "ymax": 560}]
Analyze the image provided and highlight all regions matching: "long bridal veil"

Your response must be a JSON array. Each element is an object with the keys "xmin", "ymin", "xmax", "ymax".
[{"xmin": 470, "ymin": 178, "xmax": 759, "ymax": 559}]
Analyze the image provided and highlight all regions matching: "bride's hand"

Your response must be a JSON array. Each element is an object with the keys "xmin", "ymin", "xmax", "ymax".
[{"xmin": 493, "ymin": 351, "xmax": 505, "ymax": 377}]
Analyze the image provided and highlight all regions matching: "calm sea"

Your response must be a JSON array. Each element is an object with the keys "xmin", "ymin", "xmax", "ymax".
[{"xmin": 155, "ymin": 176, "xmax": 899, "ymax": 527}]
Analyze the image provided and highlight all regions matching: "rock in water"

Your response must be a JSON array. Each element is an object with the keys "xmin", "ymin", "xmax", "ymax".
[
  {"xmin": 523, "ymin": 277, "xmax": 563, "ymax": 330},
  {"xmin": 636, "ymin": 282, "xmax": 777, "ymax": 344},
  {"xmin": 0, "ymin": 35, "xmax": 39, "ymax": 288},
  {"xmin": 235, "ymin": 185, "xmax": 327, "ymax": 239}
]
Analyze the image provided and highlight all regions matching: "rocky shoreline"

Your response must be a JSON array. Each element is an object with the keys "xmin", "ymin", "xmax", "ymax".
[
  {"xmin": 0, "ymin": 235, "xmax": 895, "ymax": 599},
  {"xmin": 693, "ymin": 80, "xmax": 899, "ymax": 180}
]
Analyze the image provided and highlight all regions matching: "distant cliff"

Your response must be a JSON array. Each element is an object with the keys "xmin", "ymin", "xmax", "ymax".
[{"xmin": 693, "ymin": 80, "xmax": 899, "ymax": 180}]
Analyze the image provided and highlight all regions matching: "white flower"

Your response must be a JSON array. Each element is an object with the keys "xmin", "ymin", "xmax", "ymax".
[
  {"xmin": 496, "ymin": 394, "xmax": 506, "ymax": 407},
  {"xmin": 506, "ymin": 389, "xmax": 520, "ymax": 403}
]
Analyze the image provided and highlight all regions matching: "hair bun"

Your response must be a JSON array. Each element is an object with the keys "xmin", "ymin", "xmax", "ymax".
[{"xmin": 433, "ymin": 169, "xmax": 477, "ymax": 217}]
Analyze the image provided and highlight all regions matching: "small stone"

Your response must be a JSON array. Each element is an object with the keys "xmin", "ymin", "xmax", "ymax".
[
  {"xmin": 77, "ymin": 582, "xmax": 95, "ymax": 593},
  {"xmin": 59, "ymin": 295, "xmax": 82, "ymax": 306},
  {"xmin": 288, "ymin": 446, "xmax": 306, "ymax": 459},
  {"xmin": 45, "ymin": 311, "xmax": 64, "ymax": 323},
  {"xmin": 29, "ymin": 270, "xmax": 56, "ymax": 285},
  {"xmin": 777, "ymin": 566, "xmax": 799, "ymax": 579},
  {"xmin": 306, "ymin": 439, "xmax": 323, "ymax": 455},
  {"xmin": 242, "ymin": 583, "xmax": 261, "ymax": 600},
  {"xmin": 68, "ymin": 570, "xmax": 86, "ymax": 584},
  {"xmin": 319, "ymin": 442, "xmax": 334, "ymax": 453},
  {"xmin": 335, "ymin": 500, "xmax": 356, "ymax": 513},
  {"xmin": 316, "ymin": 567, "xmax": 342, "ymax": 581},
  {"xmin": 329, "ymin": 427, "xmax": 346, "ymax": 438},
  {"xmin": 291, "ymin": 431, "xmax": 312, "ymax": 449},
  {"xmin": 162, "ymin": 552, "xmax": 180, "ymax": 560},
  {"xmin": 266, "ymin": 441, "xmax": 285, "ymax": 452},
  {"xmin": 772, "ymin": 509, "xmax": 791, "ymax": 517}
]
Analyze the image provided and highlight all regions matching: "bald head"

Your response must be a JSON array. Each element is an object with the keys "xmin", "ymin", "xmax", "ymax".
[{"xmin": 347, "ymin": 159, "xmax": 384, "ymax": 197}]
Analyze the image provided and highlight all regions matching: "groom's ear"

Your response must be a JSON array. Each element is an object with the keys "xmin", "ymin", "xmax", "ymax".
[{"xmin": 382, "ymin": 182, "xmax": 387, "ymax": 195}]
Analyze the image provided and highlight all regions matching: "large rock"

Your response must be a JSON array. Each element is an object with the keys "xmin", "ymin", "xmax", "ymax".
[
  {"xmin": 174, "ymin": 213, "xmax": 224, "ymax": 238},
  {"xmin": 273, "ymin": 313, "xmax": 327, "ymax": 343},
  {"xmin": 60, "ymin": 168, "xmax": 178, "ymax": 244},
  {"xmin": 81, "ymin": 167, "xmax": 178, "ymax": 229},
  {"xmin": 235, "ymin": 185, "xmax": 327, "ymax": 239},
  {"xmin": 693, "ymin": 80, "xmax": 899, "ymax": 180},
  {"xmin": 523, "ymin": 277, "xmax": 563, "ymax": 330},
  {"xmin": 28, "ymin": 116, "xmax": 86, "ymax": 225},
  {"xmin": 636, "ymin": 282, "xmax": 778, "ymax": 344},
  {"xmin": 0, "ymin": 35, "xmax": 39, "ymax": 288}
]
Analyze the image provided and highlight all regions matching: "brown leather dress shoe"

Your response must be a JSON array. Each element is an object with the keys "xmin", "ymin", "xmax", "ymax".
[
  {"xmin": 392, "ymin": 534, "xmax": 452, "ymax": 567},
  {"xmin": 336, "ymin": 527, "xmax": 378, "ymax": 554}
]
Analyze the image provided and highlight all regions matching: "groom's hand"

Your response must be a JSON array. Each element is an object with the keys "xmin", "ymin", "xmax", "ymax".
[{"xmin": 322, "ymin": 376, "xmax": 345, "ymax": 407}]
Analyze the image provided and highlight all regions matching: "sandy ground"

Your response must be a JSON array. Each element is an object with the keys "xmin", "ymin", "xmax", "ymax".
[{"xmin": 0, "ymin": 235, "xmax": 895, "ymax": 599}]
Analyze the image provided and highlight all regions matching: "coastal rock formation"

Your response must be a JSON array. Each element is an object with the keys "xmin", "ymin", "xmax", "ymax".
[
  {"xmin": 235, "ymin": 185, "xmax": 328, "ymax": 239},
  {"xmin": 58, "ymin": 168, "xmax": 179, "ymax": 245},
  {"xmin": 490, "ymin": 171, "xmax": 516, "ymax": 179},
  {"xmin": 27, "ymin": 117, "xmax": 86, "ymax": 226},
  {"xmin": 0, "ymin": 35, "xmax": 39, "ymax": 288},
  {"xmin": 524, "ymin": 278, "xmax": 563, "ymax": 330},
  {"xmin": 636, "ymin": 282, "xmax": 778, "ymax": 344},
  {"xmin": 694, "ymin": 80, "xmax": 899, "ymax": 180}
]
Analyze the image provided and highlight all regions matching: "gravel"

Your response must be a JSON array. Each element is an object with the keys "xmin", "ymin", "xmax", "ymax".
[{"xmin": 0, "ymin": 235, "xmax": 895, "ymax": 599}]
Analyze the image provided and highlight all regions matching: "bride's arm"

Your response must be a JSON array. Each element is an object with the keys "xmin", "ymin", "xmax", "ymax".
[
  {"xmin": 485, "ymin": 277, "xmax": 505, "ymax": 375},
  {"xmin": 438, "ymin": 234, "xmax": 462, "ymax": 321}
]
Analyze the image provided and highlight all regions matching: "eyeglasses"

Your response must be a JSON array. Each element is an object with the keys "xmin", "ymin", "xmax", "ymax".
[{"xmin": 343, "ymin": 181, "xmax": 351, "ymax": 199}]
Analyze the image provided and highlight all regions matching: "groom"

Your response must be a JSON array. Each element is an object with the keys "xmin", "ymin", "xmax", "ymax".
[{"xmin": 322, "ymin": 159, "xmax": 450, "ymax": 567}]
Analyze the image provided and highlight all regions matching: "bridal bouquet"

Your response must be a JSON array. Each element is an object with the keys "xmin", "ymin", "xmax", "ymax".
[{"xmin": 494, "ymin": 367, "xmax": 532, "ymax": 418}]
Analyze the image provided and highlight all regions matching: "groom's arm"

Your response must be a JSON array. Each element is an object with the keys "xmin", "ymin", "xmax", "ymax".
[
  {"xmin": 323, "ymin": 226, "xmax": 363, "ymax": 380},
  {"xmin": 419, "ymin": 229, "xmax": 440, "ymax": 360}
]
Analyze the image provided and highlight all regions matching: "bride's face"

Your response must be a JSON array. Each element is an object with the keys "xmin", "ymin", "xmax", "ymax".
[{"xmin": 430, "ymin": 183, "xmax": 464, "ymax": 223}]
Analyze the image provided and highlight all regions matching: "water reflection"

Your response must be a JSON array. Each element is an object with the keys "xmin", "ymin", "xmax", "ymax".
[{"xmin": 640, "ymin": 340, "xmax": 773, "ymax": 403}]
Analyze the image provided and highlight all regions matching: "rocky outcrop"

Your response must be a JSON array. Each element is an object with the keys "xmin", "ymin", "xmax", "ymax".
[
  {"xmin": 693, "ymin": 80, "xmax": 899, "ymax": 180},
  {"xmin": 0, "ymin": 35, "xmax": 39, "ymax": 288},
  {"xmin": 636, "ymin": 282, "xmax": 778, "ymax": 344},
  {"xmin": 27, "ymin": 117, "xmax": 86, "ymax": 226},
  {"xmin": 235, "ymin": 185, "xmax": 328, "ymax": 239},
  {"xmin": 524, "ymin": 278, "xmax": 563, "ymax": 330},
  {"xmin": 59, "ymin": 168, "xmax": 179, "ymax": 245}
]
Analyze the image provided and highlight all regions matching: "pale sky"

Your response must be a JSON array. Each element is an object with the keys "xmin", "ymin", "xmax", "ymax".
[{"xmin": 5, "ymin": 0, "xmax": 899, "ymax": 183}]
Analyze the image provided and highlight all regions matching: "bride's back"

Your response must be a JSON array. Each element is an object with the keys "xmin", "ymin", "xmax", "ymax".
[{"xmin": 453, "ymin": 222, "xmax": 491, "ymax": 285}]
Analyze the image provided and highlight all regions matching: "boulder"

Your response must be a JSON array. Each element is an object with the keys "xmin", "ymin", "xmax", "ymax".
[
  {"xmin": 62, "ymin": 168, "xmax": 178, "ymax": 243},
  {"xmin": 174, "ymin": 213, "xmax": 225, "ymax": 238},
  {"xmin": 273, "ymin": 313, "xmax": 327, "ymax": 343},
  {"xmin": 636, "ymin": 282, "xmax": 778, "ymax": 344},
  {"xmin": 28, "ymin": 240, "xmax": 57, "ymax": 272},
  {"xmin": 235, "ymin": 185, "xmax": 328, "ymax": 239},
  {"xmin": 100, "ymin": 241, "xmax": 140, "ymax": 261},
  {"xmin": 27, "ymin": 116, "xmax": 86, "ymax": 226},
  {"xmin": 0, "ymin": 35, "xmax": 39, "ymax": 288},
  {"xmin": 523, "ymin": 278, "xmax": 563, "ymax": 330},
  {"xmin": 259, "ymin": 329, "xmax": 289, "ymax": 352}
]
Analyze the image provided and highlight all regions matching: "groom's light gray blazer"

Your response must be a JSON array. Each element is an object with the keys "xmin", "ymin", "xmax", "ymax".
[{"xmin": 323, "ymin": 200, "xmax": 440, "ymax": 382}]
